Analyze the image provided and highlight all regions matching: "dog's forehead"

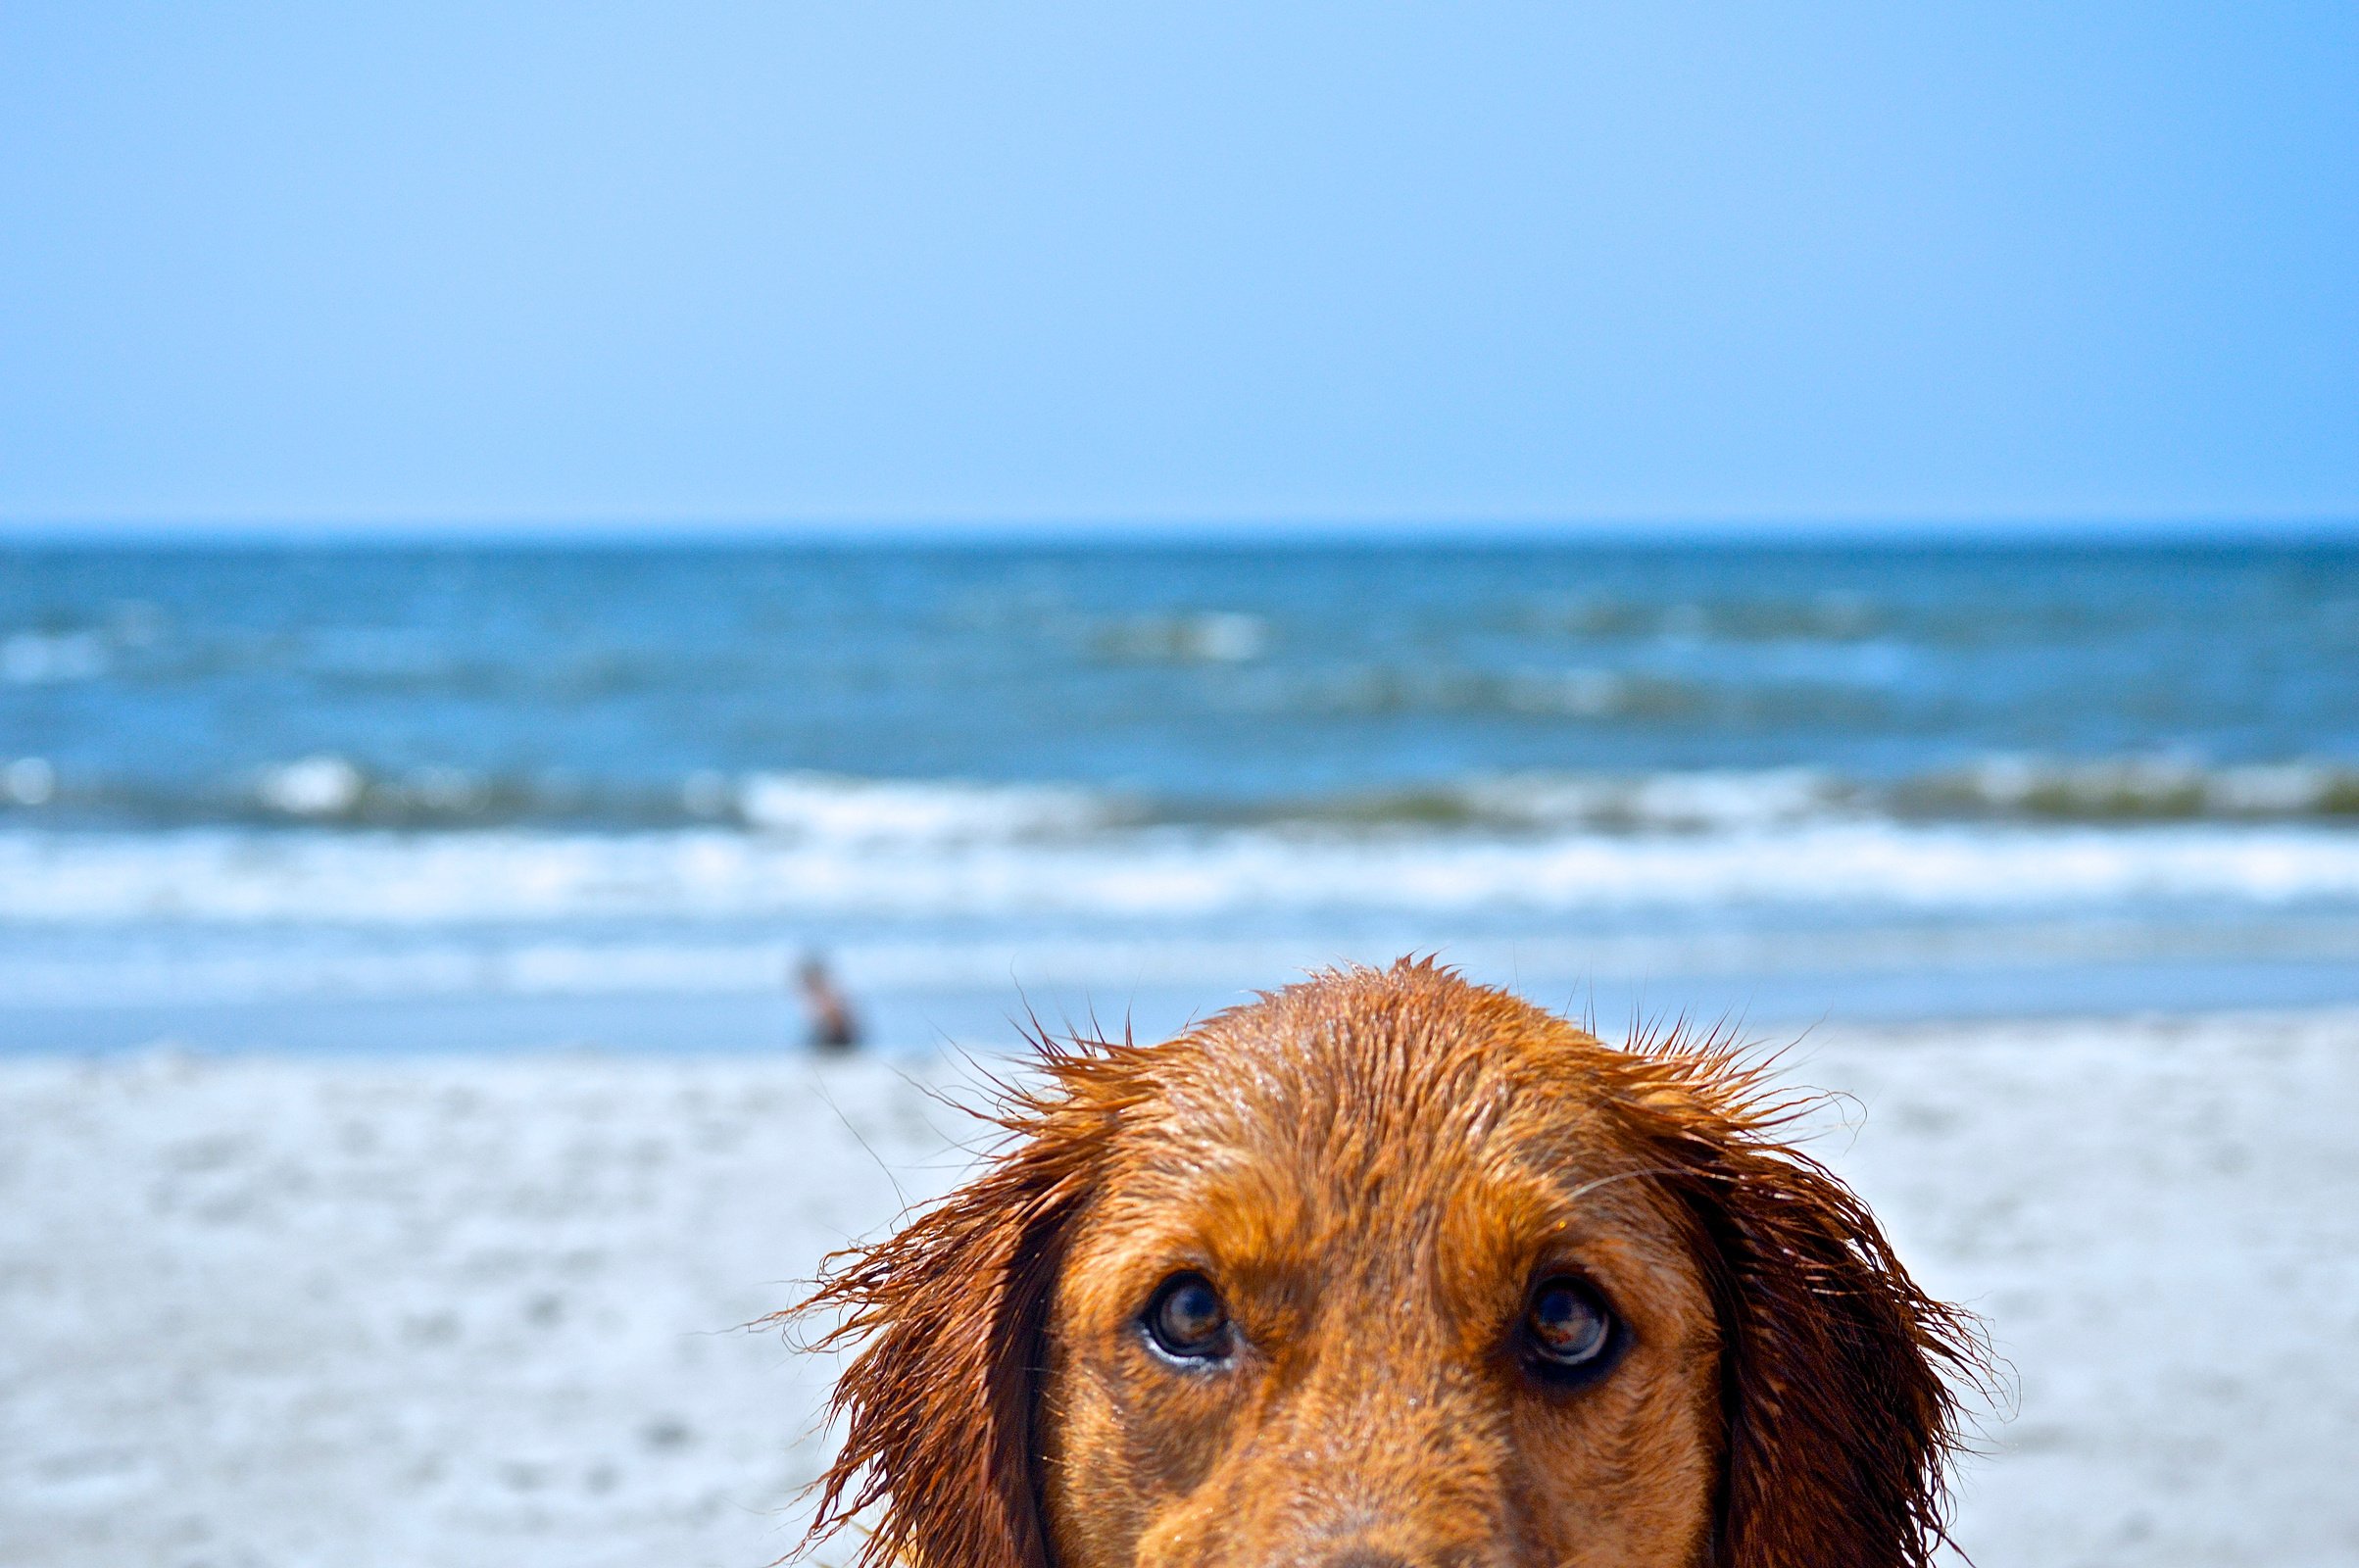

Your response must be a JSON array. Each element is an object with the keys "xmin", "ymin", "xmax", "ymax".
[
  {"xmin": 1170, "ymin": 973, "xmax": 1609, "ymax": 1108},
  {"xmin": 1104, "ymin": 973, "xmax": 1645, "ymax": 1208}
]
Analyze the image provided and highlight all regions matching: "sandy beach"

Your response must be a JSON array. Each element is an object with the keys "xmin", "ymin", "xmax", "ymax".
[{"xmin": 5, "ymin": 1006, "xmax": 2358, "ymax": 1568}]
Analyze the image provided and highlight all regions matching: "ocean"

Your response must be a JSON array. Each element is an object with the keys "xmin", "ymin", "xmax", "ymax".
[{"xmin": 6, "ymin": 538, "xmax": 2359, "ymax": 1051}]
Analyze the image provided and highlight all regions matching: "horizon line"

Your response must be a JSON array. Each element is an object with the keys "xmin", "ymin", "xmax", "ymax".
[{"xmin": 5, "ymin": 514, "xmax": 2359, "ymax": 549}]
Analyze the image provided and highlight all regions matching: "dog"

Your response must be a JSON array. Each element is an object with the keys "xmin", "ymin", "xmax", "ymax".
[{"xmin": 793, "ymin": 960, "xmax": 1980, "ymax": 1568}]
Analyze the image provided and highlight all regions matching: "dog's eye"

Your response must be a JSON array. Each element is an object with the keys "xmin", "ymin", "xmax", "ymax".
[
  {"xmin": 1525, "ymin": 1277, "xmax": 1615, "ymax": 1372},
  {"xmin": 1143, "ymin": 1273, "xmax": 1230, "ymax": 1360}
]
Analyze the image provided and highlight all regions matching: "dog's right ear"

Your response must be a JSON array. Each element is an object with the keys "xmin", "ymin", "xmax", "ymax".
[{"xmin": 790, "ymin": 1048, "xmax": 1128, "ymax": 1568}]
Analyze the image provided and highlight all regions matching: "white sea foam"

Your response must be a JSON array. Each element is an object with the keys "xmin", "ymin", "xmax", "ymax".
[
  {"xmin": 256, "ymin": 756, "xmax": 369, "ymax": 817},
  {"xmin": 728, "ymin": 771, "xmax": 1113, "ymax": 840},
  {"xmin": 1093, "ymin": 610, "xmax": 1269, "ymax": 663},
  {"xmin": 1, "ymin": 758, "xmax": 55, "ymax": 807},
  {"xmin": 1458, "ymin": 768, "xmax": 1843, "ymax": 828},
  {"xmin": 13, "ymin": 768, "xmax": 2359, "ymax": 1011},
  {"xmin": 7, "ymin": 817, "xmax": 2359, "ymax": 927},
  {"xmin": 0, "ymin": 630, "xmax": 108, "ymax": 685}
]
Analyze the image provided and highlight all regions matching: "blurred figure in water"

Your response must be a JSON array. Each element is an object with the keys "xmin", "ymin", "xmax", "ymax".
[{"xmin": 796, "ymin": 954, "xmax": 861, "ymax": 1052}]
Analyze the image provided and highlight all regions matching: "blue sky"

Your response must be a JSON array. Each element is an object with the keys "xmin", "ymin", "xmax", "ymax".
[{"xmin": 2, "ymin": 3, "xmax": 2354, "ymax": 532}]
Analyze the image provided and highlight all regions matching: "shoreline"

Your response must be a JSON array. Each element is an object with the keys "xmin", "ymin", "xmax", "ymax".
[
  {"xmin": 5, "ymin": 1005, "xmax": 2357, "ymax": 1566},
  {"xmin": 14, "ymin": 953, "xmax": 2359, "ymax": 1059}
]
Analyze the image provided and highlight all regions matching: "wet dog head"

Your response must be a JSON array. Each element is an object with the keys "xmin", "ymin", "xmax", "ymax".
[{"xmin": 797, "ymin": 962, "xmax": 1976, "ymax": 1568}]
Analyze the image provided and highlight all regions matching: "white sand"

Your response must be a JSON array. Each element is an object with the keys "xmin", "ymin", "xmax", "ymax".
[{"xmin": 4, "ymin": 1010, "xmax": 2357, "ymax": 1568}]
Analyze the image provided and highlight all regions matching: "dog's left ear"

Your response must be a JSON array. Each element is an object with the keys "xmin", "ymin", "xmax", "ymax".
[
  {"xmin": 790, "ymin": 1058, "xmax": 1117, "ymax": 1568},
  {"xmin": 1661, "ymin": 1121, "xmax": 1983, "ymax": 1568}
]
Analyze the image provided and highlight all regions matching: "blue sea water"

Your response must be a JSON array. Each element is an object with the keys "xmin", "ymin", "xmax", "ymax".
[{"xmin": 5, "ymin": 539, "xmax": 2359, "ymax": 1049}]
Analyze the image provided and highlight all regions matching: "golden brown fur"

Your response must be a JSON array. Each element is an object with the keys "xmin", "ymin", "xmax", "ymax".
[{"xmin": 793, "ymin": 960, "xmax": 1980, "ymax": 1568}]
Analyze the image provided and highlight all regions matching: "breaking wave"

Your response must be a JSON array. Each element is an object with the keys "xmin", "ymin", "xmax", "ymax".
[
  {"xmin": 8, "ymin": 758, "xmax": 2359, "ymax": 832},
  {"xmin": 8, "ymin": 811, "xmax": 2359, "ymax": 927}
]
